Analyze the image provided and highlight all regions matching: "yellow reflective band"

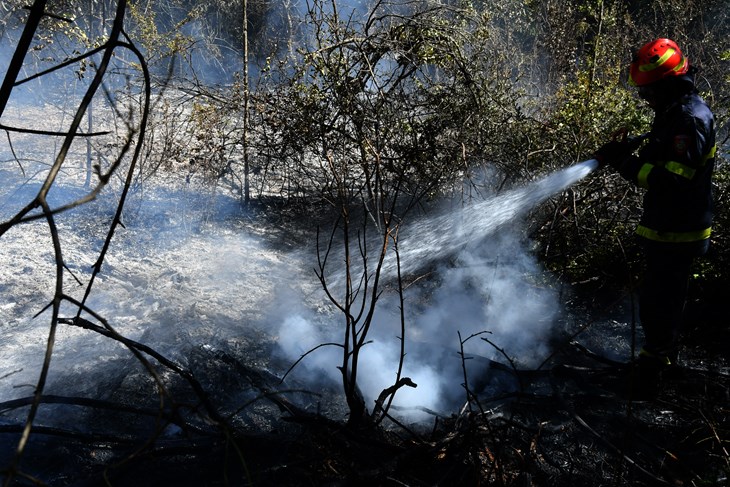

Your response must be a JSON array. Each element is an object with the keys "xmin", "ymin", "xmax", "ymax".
[
  {"xmin": 639, "ymin": 48, "xmax": 675, "ymax": 72},
  {"xmin": 672, "ymin": 56, "xmax": 687, "ymax": 73},
  {"xmin": 639, "ymin": 348, "xmax": 672, "ymax": 366},
  {"xmin": 637, "ymin": 163, "xmax": 653, "ymax": 188},
  {"xmin": 665, "ymin": 160, "xmax": 696, "ymax": 179},
  {"xmin": 636, "ymin": 225, "xmax": 712, "ymax": 243},
  {"xmin": 702, "ymin": 145, "xmax": 717, "ymax": 165}
]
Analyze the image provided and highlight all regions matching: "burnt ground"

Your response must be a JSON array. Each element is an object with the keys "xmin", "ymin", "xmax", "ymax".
[
  {"xmin": 0, "ymin": 196, "xmax": 728, "ymax": 486},
  {"xmin": 0, "ymin": 173, "xmax": 727, "ymax": 486},
  {"xmin": 0, "ymin": 301, "xmax": 726, "ymax": 487}
]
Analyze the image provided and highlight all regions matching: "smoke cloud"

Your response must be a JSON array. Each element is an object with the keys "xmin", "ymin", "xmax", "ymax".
[
  {"xmin": 273, "ymin": 162, "xmax": 596, "ymax": 419},
  {"xmin": 274, "ymin": 224, "xmax": 560, "ymax": 417}
]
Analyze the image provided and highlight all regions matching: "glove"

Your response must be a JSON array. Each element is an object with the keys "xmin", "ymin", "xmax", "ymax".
[{"xmin": 594, "ymin": 140, "xmax": 633, "ymax": 169}]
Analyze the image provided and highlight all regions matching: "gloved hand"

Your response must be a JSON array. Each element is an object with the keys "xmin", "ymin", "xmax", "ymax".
[{"xmin": 594, "ymin": 140, "xmax": 633, "ymax": 169}]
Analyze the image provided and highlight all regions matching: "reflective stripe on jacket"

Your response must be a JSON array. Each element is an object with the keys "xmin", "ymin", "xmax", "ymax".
[{"xmin": 619, "ymin": 91, "xmax": 715, "ymax": 244}]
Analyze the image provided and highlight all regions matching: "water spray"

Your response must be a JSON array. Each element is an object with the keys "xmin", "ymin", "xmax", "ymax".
[
  {"xmin": 379, "ymin": 158, "xmax": 601, "ymax": 280},
  {"xmin": 305, "ymin": 158, "xmax": 605, "ymax": 415}
]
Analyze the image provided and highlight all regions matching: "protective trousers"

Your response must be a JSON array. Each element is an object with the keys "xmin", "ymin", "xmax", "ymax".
[{"xmin": 639, "ymin": 246, "xmax": 694, "ymax": 359}]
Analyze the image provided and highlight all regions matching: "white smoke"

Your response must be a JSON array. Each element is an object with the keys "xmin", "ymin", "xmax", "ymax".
[
  {"xmin": 274, "ymin": 226, "xmax": 560, "ymax": 417},
  {"xmin": 274, "ymin": 161, "xmax": 598, "ymax": 418},
  {"xmin": 0, "ymin": 154, "xmax": 596, "ymax": 422}
]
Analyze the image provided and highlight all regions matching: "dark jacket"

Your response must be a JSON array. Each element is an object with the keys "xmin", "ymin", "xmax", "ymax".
[{"xmin": 618, "ymin": 79, "xmax": 716, "ymax": 252}]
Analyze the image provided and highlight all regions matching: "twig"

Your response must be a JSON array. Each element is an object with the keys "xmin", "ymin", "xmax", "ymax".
[
  {"xmin": 0, "ymin": 123, "xmax": 111, "ymax": 137},
  {"xmin": 699, "ymin": 409, "xmax": 730, "ymax": 471},
  {"xmin": 59, "ymin": 312, "xmax": 224, "ymax": 425},
  {"xmin": 3, "ymin": 130, "xmax": 25, "ymax": 175},
  {"xmin": 0, "ymin": 0, "xmax": 47, "ymax": 118},
  {"xmin": 458, "ymin": 330, "xmax": 491, "ymax": 414},
  {"xmin": 481, "ymin": 336, "xmax": 524, "ymax": 392},
  {"xmin": 0, "ymin": 369, "xmax": 22, "ymax": 381},
  {"xmin": 0, "ymin": 394, "xmax": 213, "ymax": 437},
  {"xmin": 548, "ymin": 368, "xmax": 674, "ymax": 486},
  {"xmin": 375, "ymin": 223, "xmax": 408, "ymax": 425},
  {"xmin": 569, "ymin": 340, "xmax": 628, "ymax": 368},
  {"xmin": 279, "ymin": 341, "xmax": 343, "ymax": 383},
  {"xmin": 372, "ymin": 377, "xmax": 417, "ymax": 422}
]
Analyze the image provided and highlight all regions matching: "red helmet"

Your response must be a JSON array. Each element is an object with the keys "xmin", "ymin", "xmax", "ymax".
[{"xmin": 629, "ymin": 38, "xmax": 689, "ymax": 86}]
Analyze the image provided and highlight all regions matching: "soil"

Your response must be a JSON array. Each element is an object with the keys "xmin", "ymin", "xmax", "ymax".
[{"xmin": 0, "ymin": 184, "xmax": 727, "ymax": 487}]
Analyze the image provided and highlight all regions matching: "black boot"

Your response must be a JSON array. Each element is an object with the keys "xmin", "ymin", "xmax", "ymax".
[{"xmin": 622, "ymin": 348, "xmax": 674, "ymax": 400}]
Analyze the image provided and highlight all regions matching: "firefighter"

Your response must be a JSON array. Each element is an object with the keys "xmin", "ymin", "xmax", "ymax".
[{"xmin": 594, "ymin": 38, "xmax": 716, "ymax": 396}]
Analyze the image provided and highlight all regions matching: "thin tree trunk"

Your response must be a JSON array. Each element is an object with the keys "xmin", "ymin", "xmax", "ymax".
[
  {"xmin": 243, "ymin": 0, "xmax": 250, "ymax": 204},
  {"xmin": 86, "ymin": 99, "xmax": 93, "ymax": 187},
  {"xmin": 85, "ymin": 3, "xmax": 94, "ymax": 188}
]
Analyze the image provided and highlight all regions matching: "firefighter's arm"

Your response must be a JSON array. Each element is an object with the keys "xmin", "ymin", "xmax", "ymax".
[
  {"xmin": 618, "ymin": 122, "xmax": 710, "ymax": 191},
  {"xmin": 593, "ymin": 129, "xmax": 646, "ymax": 169}
]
